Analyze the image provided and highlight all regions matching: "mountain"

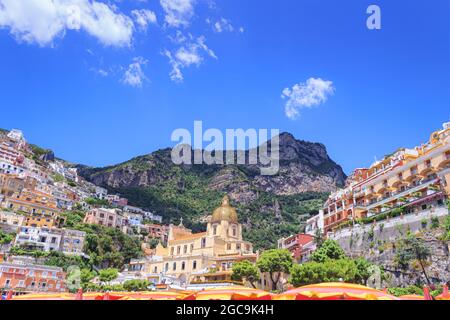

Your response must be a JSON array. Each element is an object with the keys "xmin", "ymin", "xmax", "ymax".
[{"xmin": 78, "ymin": 132, "xmax": 346, "ymax": 249}]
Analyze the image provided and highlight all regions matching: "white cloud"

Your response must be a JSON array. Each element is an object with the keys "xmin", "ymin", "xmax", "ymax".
[
  {"xmin": 131, "ymin": 9, "xmax": 157, "ymax": 31},
  {"xmin": 160, "ymin": 0, "xmax": 195, "ymax": 28},
  {"xmin": 163, "ymin": 34, "xmax": 216, "ymax": 82},
  {"xmin": 122, "ymin": 57, "xmax": 149, "ymax": 87},
  {"xmin": 0, "ymin": 0, "xmax": 134, "ymax": 47},
  {"xmin": 282, "ymin": 78, "xmax": 335, "ymax": 120},
  {"xmin": 213, "ymin": 18, "xmax": 234, "ymax": 33}
]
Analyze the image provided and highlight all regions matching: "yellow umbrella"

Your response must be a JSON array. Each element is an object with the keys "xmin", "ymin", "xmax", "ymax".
[
  {"xmin": 185, "ymin": 286, "xmax": 272, "ymax": 300},
  {"xmin": 275, "ymin": 283, "xmax": 399, "ymax": 300},
  {"xmin": 399, "ymin": 294, "xmax": 425, "ymax": 300},
  {"xmin": 11, "ymin": 292, "xmax": 74, "ymax": 300}
]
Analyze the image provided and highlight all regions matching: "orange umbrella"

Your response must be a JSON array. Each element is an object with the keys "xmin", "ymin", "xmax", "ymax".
[
  {"xmin": 275, "ymin": 283, "xmax": 399, "ymax": 300},
  {"xmin": 184, "ymin": 286, "xmax": 272, "ymax": 300}
]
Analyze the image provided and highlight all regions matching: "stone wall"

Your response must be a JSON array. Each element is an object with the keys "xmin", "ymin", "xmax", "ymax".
[{"xmin": 329, "ymin": 206, "xmax": 450, "ymax": 286}]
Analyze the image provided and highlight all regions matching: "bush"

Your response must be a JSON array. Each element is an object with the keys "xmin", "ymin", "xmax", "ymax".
[
  {"xmin": 290, "ymin": 258, "xmax": 372, "ymax": 287},
  {"xmin": 310, "ymin": 240, "xmax": 346, "ymax": 263},
  {"xmin": 388, "ymin": 285, "xmax": 423, "ymax": 297},
  {"xmin": 430, "ymin": 217, "xmax": 440, "ymax": 229},
  {"xmin": 123, "ymin": 279, "xmax": 150, "ymax": 292}
]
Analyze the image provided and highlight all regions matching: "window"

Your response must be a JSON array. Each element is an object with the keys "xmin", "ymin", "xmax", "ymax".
[
  {"xmin": 236, "ymin": 244, "xmax": 241, "ymax": 250},
  {"xmin": 173, "ymin": 262, "xmax": 177, "ymax": 271},
  {"xmin": 201, "ymin": 238, "xmax": 206, "ymax": 248},
  {"xmin": 177, "ymin": 246, "xmax": 181, "ymax": 254},
  {"xmin": 190, "ymin": 244, "xmax": 194, "ymax": 252},
  {"xmin": 183, "ymin": 245, "xmax": 187, "ymax": 254},
  {"xmin": 232, "ymin": 226, "xmax": 237, "ymax": 237},
  {"xmin": 51, "ymin": 237, "xmax": 57, "ymax": 244},
  {"xmin": 170, "ymin": 247, "xmax": 174, "ymax": 255},
  {"xmin": 213, "ymin": 225, "xmax": 218, "ymax": 235},
  {"xmin": 193, "ymin": 261, "xmax": 197, "ymax": 270},
  {"xmin": 181, "ymin": 262, "xmax": 185, "ymax": 270},
  {"xmin": 165, "ymin": 263, "xmax": 169, "ymax": 272},
  {"xmin": 227, "ymin": 243, "xmax": 231, "ymax": 250},
  {"xmin": 154, "ymin": 266, "xmax": 158, "ymax": 273}
]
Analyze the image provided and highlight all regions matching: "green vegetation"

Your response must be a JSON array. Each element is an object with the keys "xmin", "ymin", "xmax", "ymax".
[
  {"xmin": 84, "ymin": 197, "xmax": 110, "ymax": 207},
  {"xmin": 310, "ymin": 240, "xmax": 346, "ymax": 263},
  {"xmin": 231, "ymin": 260, "xmax": 260, "ymax": 288},
  {"xmin": 290, "ymin": 240, "xmax": 375, "ymax": 287},
  {"xmin": 395, "ymin": 233, "xmax": 432, "ymax": 285},
  {"xmin": 256, "ymin": 249, "xmax": 293, "ymax": 291},
  {"xmin": 99, "ymin": 268, "xmax": 119, "ymax": 284},
  {"xmin": 52, "ymin": 173, "xmax": 65, "ymax": 183},
  {"xmin": 70, "ymin": 223, "xmax": 142, "ymax": 269},
  {"xmin": 0, "ymin": 231, "xmax": 15, "ymax": 245},
  {"xmin": 123, "ymin": 279, "xmax": 150, "ymax": 292}
]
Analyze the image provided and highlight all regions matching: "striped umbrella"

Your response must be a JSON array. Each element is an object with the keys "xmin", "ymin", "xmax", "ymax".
[
  {"xmin": 184, "ymin": 286, "xmax": 272, "ymax": 300},
  {"xmin": 275, "ymin": 283, "xmax": 399, "ymax": 300}
]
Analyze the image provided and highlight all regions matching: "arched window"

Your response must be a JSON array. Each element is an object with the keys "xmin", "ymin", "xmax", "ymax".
[
  {"xmin": 193, "ymin": 261, "xmax": 197, "ymax": 270},
  {"xmin": 165, "ymin": 263, "xmax": 169, "ymax": 272},
  {"xmin": 154, "ymin": 266, "xmax": 158, "ymax": 273},
  {"xmin": 213, "ymin": 224, "xmax": 218, "ymax": 235},
  {"xmin": 232, "ymin": 225, "xmax": 237, "ymax": 237},
  {"xmin": 173, "ymin": 262, "xmax": 177, "ymax": 271},
  {"xmin": 181, "ymin": 262, "xmax": 186, "ymax": 270}
]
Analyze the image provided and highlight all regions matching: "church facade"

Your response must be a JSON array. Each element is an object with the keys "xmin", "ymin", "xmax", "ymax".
[{"xmin": 144, "ymin": 196, "xmax": 257, "ymax": 285}]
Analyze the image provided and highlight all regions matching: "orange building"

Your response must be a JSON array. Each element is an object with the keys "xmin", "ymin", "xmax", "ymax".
[{"xmin": 0, "ymin": 263, "xmax": 66, "ymax": 293}]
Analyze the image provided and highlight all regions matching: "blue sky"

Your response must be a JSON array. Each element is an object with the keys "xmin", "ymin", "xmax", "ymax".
[{"xmin": 0, "ymin": 0, "xmax": 449, "ymax": 174}]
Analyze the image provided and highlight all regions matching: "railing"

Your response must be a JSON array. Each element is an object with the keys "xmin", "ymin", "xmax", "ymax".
[{"xmin": 361, "ymin": 178, "xmax": 439, "ymax": 210}]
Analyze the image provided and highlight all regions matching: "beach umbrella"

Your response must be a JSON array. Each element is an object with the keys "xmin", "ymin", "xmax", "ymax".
[
  {"xmin": 423, "ymin": 287, "xmax": 433, "ymax": 301},
  {"xmin": 184, "ymin": 286, "xmax": 272, "ymax": 301},
  {"xmin": 436, "ymin": 285, "xmax": 450, "ymax": 300},
  {"xmin": 11, "ymin": 293, "xmax": 74, "ymax": 300},
  {"xmin": 275, "ymin": 283, "xmax": 399, "ymax": 300},
  {"xmin": 399, "ymin": 294, "xmax": 425, "ymax": 300},
  {"xmin": 75, "ymin": 288, "xmax": 83, "ymax": 300}
]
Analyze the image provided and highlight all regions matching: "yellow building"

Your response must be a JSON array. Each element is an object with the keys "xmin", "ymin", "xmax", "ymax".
[
  {"xmin": 144, "ymin": 196, "xmax": 256, "ymax": 285},
  {"xmin": 322, "ymin": 121, "xmax": 450, "ymax": 233},
  {"xmin": 2, "ymin": 189, "xmax": 63, "ymax": 228}
]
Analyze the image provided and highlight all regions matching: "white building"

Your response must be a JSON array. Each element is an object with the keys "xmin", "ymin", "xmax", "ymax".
[
  {"xmin": 14, "ymin": 226, "xmax": 86, "ymax": 255},
  {"xmin": 305, "ymin": 209, "xmax": 324, "ymax": 236}
]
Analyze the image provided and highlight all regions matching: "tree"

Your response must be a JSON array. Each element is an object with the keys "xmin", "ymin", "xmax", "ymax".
[
  {"xmin": 313, "ymin": 228, "xmax": 324, "ymax": 247},
  {"xmin": 256, "ymin": 249, "xmax": 293, "ymax": 291},
  {"xmin": 99, "ymin": 268, "xmax": 119, "ymax": 285},
  {"xmin": 123, "ymin": 279, "xmax": 150, "ymax": 292},
  {"xmin": 231, "ymin": 260, "xmax": 260, "ymax": 288},
  {"xmin": 290, "ymin": 259, "xmax": 358, "ymax": 287},
  {"xmin": 395, "ymin": 233, "xmax": 431, "ymax": 285},
  {"xmin": 310, "ymin": 239, "xmax": 346, "ymax": 263}
]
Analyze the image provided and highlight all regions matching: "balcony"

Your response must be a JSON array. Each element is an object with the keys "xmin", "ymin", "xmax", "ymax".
[{"xmin": 363, "ymin": 178, "xmax": 440, "ymax": 211}]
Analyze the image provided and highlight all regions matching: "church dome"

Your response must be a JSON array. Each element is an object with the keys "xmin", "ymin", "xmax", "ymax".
[{"xmin": 211, "ymin": 195, "xmax": 238, "ymax": 223}]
